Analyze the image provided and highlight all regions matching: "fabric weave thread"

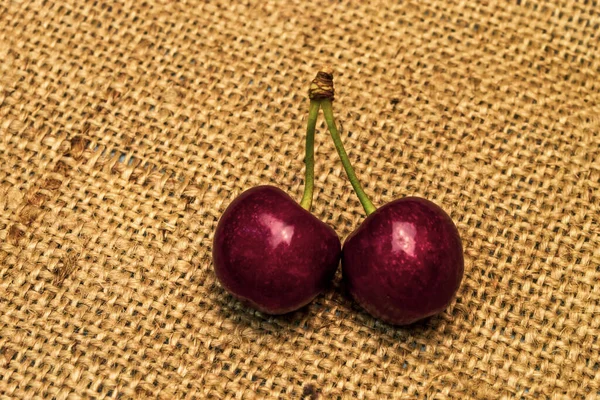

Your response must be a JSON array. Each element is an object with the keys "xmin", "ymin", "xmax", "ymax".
[{"xmin": 0, "ymin": 0, "xmax": 599, "ymax": 398}]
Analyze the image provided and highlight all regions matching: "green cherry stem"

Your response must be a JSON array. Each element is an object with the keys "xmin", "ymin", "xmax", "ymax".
[
  {"xmin": 321, "ymin": 99, "xmax": 377, "ymax": 216},
  {"xmin": 299, "ymin": 100, "xmax": 320, "ymax": 211}
]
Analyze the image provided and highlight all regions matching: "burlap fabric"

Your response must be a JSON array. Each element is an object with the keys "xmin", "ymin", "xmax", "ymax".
[{"xmin": 0, "ymin": 0, "xmax": 598, "ymax": 398}]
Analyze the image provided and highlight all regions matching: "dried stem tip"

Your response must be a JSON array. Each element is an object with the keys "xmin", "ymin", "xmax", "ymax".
[{"xmin": 309, "ymin": 67, "xmax": 334, "ymax": 101}]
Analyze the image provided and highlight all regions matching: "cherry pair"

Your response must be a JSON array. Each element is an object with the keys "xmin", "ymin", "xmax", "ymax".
[{"xmin": 212, "ymin": 69, "xmax": 464, "ymax": 325}]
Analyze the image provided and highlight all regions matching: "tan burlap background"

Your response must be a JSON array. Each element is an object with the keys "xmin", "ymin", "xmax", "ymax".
[{"xmin": 0, "ymin": 0, "xmax": 599, "ymax": 398}]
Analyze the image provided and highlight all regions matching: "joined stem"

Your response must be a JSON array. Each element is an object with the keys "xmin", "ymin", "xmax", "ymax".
[
  {"xmin": 321, "ymin": 99, "xmax": 377, "ymax": 216},
  {"xmin": 299, "ymin": 100, "xmax": 320, "ymax": 210}
]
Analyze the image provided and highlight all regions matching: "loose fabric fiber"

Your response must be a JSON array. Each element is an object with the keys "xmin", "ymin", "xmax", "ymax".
[{"xmin": 0, "ymin": 0, "xmax": 599, "ymax": 399}]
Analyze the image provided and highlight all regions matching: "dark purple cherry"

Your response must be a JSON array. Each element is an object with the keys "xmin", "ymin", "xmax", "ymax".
[
  {"xmin": 212, "ymin": 185, "xmax": 341, "ymax": 314},
  {"xmin": 316, "ymin": 69, "xmax": 465, "ymax": 325},
  {"xmin": 342, "ymin": 197, "xmax": 464, "ymax": 325}
]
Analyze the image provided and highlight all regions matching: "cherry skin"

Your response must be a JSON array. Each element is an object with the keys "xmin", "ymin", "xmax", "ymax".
[
  {"xmin": 213, "ymin": 185, "xmax": 341, "ymax": 314},
  {"xmin": 342, "ymin": 197, "xmax": 464, "ymax": 325}
]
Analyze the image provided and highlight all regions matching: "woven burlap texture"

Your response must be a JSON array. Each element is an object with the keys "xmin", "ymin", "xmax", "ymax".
[{"xmin": 0, "ymin": 0, "xmax": 599, "ymax": 399}]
